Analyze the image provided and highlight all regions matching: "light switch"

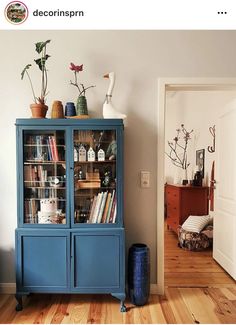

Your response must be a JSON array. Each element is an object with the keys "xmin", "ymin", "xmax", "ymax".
[{"xmin": 140, "ymin": 171, "xmax": 150, "ymax": 188}]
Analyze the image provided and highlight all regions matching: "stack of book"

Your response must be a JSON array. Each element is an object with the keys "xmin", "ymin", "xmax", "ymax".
[
  {"xmin": 24, "ymin": 199, "xmax": 39, "ymax": 223},
  {"xmin": 88, "ymin": 190, "xmax": 117, "ymax": 223},
  {"xmin": 24, "ymin": 165, "xmax": 47, "ymax": 187},
  {"xmin": 26, "ymin": 135, "xmax": 60, "ymax": 161}
]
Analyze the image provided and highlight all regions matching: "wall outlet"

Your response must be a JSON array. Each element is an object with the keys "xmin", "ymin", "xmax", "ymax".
[{"xmin": 140, "ymin": 171, "xmax": 150, "ymax": 188}]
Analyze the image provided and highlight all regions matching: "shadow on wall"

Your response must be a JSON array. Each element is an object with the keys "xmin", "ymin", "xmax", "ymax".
[
  {"xmin": 123, "ymin": 105, "xmax": 157, "ymax": 284},
  {"xmin": 0, "ymin": 248, "xmax": 15, "ymax": 283}
]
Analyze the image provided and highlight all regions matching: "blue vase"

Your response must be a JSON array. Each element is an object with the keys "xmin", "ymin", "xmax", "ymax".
[
  {"xmin": 128, "ymin": 243, "xmax": 150, "ymax": 306},
  {"xmin": 65, "ymin": 102, "xmax": 76, "ymax": 116}
]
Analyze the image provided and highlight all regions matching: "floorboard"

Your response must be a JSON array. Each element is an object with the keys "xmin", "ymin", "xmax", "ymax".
[
  {"xmin": 164, "ymin": 222, "xmax": 235, "ymax": 287},
  {"xmin": 0, "ymin": 289, "xmax": 234, "ymax": 324},
  {"xmin": 0, "ymin": 224, "xmax": 235, "ymax": 324}
]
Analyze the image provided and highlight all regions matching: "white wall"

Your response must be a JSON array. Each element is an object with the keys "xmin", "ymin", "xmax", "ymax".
[
  {"xmin": 1, "ymin": 31, "xmax": 236, "ymax": 284},
  {"xmin": 165, "ymin": 91, "xmax": 236, "ymax": 186}
]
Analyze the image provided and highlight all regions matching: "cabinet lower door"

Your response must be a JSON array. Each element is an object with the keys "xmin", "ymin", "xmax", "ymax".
[
  {"xmin": 72, "ymin": 231, "xmax": 123, "ymax": 292},
  {"xmin": 16, "ymin": 230, "xmax": 70, "ymax": 292}
]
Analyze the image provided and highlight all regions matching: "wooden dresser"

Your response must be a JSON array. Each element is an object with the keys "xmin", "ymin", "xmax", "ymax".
[{"xmin": 165, "ymin": 184, "xmax": 209, "ymax": 234}]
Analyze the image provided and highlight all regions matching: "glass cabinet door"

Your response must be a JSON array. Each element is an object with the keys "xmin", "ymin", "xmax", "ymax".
[
  {"xmin": 73, "ymin": 130, "xmax": 117, "ymax": 224},
  {"xmin": 23, "ymin": 130, "xmax": 67, "ymax": 225}
]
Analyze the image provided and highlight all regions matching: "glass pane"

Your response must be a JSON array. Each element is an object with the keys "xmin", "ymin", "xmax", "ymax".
[
  {"xmin": 74, "ymin": 130, "xmax": 117, "ymax": 224},
  {"xmin": 23, "ymin": 130, "xmax": 66, "ymax": 224}
]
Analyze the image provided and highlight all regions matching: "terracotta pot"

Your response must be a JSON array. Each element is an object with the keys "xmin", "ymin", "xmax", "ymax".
[{"xmin": 30, "ymin": 104, "xmax": 48, "ymax": 118}]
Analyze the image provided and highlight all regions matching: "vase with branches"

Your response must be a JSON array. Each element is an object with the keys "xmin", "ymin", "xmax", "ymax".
[
  {"xmin": 165, "ymin": 124, "xmax": 193, "ymax": 184},
  {"xmin": 69, "ymin": 63, "xmax": 95, "ymax": 117},
  {"xmin": 21, "ymin": 40, "xmax": 51, "ymax": 118}
]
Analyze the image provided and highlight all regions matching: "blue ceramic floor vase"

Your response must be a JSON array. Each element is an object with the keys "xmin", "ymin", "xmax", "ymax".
[
  {"xmin": 15, "ymin": 119, "xmax": 126, "ymax": 312},
  {"xmin": 128, "ymin": 244, "xmax": 150, "ymax": 306}
]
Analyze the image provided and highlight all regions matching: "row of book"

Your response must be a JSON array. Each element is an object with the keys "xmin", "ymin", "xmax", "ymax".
[
  {"xmin": 24, "ymin": 165, "xmax": 48, "ymax": 187},
  {"xmin": 88, "ymin": 190, "xmax": 117, "ymax": 224},
  {"xmin": 24, "ymin": 199, "xmax": 39, "ymax": 223},
  {"xmin": 25, "ymin": 189, "xmax": 65, "ymax": 200},
  {"xmin": 25, "ymin": 135, "xmax": 63, "ymax": 162}
]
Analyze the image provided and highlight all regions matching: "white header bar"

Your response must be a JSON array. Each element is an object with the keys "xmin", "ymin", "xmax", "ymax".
[{"xmin": 1, "ymin": 0, "xmax": 236, "ymax": 30}]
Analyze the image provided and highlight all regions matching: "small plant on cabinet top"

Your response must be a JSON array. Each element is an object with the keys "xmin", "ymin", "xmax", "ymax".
[
  {"xmin": 165, "ymin": 124, "xmax": 193, "ymax": 182},
  {"xmin": 69, "ymin": 63, "xmax": 95, "ymax": 97},
  {"xmin": 21, "ymin": 40, "xmax": 51, "ymax": 118},
  {"xmin": 69, "ymin": 62, "xmax": 95, "ymax": 116}
]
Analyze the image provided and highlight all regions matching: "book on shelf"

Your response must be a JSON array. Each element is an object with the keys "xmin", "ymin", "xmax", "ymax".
[
  {"xmin": 101, "ymin": 192, "xmax": 111, "ymax": 223},
  {"xmin": 97, "ymin": 191, "xmax": 108, "ymax": 223},
  {"xmin": 25, "ymin": 135, "xmax": 62, "ymax": 162},
  {"xmin": 46, "ymin": 138, "xmax": 52, "ymax": 161},
  {"xmin": 87, "ymin": 190, "xmax": 117, "ymax": 224},
  {"xmin": 24, "ymin": 165, "xmax": 48, "ymax": 187},
  {"xmin": 109, "ymin": 193, "xmax": 116, "ymax": 223},
  {"xmin": 92, "ymin": 192, "xmax": 103, "ymax": 223},
  {"xmin": 24, "ymin": 198, "xmax": 39, "ymax": 223},
  {"xmin": 88, "ymin": 196, "xmax": 96, "ymax": 223},
  {"xmin": 112, "ymin": 204, "xmax": 117, "ymax": 223},
  {"xmin": 106, "ymin": 190, "xmax": 115, "ymax": 223}
]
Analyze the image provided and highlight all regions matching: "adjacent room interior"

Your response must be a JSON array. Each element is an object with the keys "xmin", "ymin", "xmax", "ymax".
[{"xmin": 164, "ymin": 86, "xmax": 236, "ymax": 287}]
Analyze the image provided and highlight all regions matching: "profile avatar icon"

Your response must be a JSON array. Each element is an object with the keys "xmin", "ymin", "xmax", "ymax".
[{"xmin": 5, "ymin": 1, "xmax": 28, "ymax": 24}]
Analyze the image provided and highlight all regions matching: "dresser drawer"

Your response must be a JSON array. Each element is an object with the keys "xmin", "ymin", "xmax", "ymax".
[
  {"xmin": 165, "ymin": 184, "xmax": 209, "ymax": 234},
  {"xmin": 166, "ymin": 187, "xmax": 179, "ymax": 201},
  {"xmin": 166, "ymin": 204, "xmax": 180, "ymax": 219},
  {"xmin": 167, "ymin": 218, "xmax": 179, "ymax": 233}
]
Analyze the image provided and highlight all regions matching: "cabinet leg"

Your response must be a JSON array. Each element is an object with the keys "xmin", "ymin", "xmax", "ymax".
[
  {"xmin": 120, "ymin": 300, "xmax": 127, "ymax": 312},
  {"xmin": 15, "ymin": 294, "xmax": 23, "ymax": 311},
  {"xmin": 111, "ymin": 293, "xmax": 127, "ymax": 312}
]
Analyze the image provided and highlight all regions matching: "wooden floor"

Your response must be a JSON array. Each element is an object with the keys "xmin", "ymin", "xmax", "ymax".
[
  {"xmin": 0, "ymin": 288, "xmax": 236, "ymax": 324},
  {"xmin": 164, "ymin": 224, "xmax": 235, "ymax": 288},
  {"xmin": 0, "ymin": 227, "xmax": 235, "ymax": 324}
]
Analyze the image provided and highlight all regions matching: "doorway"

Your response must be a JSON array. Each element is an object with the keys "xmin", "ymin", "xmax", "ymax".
[{"xmin": 157, "ymin": 78, "xmax": 236, "ymax": 294}]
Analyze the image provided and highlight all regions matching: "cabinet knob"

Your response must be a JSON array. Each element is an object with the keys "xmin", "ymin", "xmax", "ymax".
[{"xmin": 70, "ymin": 167, "xmax": 74, "ymax": 170}]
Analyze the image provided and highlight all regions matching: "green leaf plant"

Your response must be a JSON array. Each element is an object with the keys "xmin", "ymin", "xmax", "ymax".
[{"xmin": 21, "ymin": 40, "xmax": 51, "ymax": 105}]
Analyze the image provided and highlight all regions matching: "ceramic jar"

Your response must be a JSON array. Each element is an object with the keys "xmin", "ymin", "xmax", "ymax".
[
  {"xmin": 51, "ymin": 101, "xmax": 64, "ymax": 118},
  {"xmin": 65, "ymin": 102, "xmax": 76, "ymax": 117}
]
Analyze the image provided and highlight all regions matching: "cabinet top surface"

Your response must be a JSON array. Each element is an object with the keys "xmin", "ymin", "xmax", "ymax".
[
  {"xmin": 15, "ymin": 118, "xmax": 123, "ymax": 127},
  {"xmin": 165, "ymin": 184, "xmax": 209, "ymax": 189}
]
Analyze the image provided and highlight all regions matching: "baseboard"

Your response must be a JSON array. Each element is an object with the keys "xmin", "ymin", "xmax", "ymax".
[
  {"xmin": 150, "ymin": 283, "xmax": 158, "ymax": 294},
  {"xmin": 0, "ymin": 283, "xmax": 16, "ymax": 294},
  {"xmin": 0, "ymin": 282, "xmax": 159, "ymax": 295}
]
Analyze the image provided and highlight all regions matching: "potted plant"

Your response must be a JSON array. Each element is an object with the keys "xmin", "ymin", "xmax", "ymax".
[
  {"xmin": 69, "ymin": 62, "xmax": 95, "ymax": 117},
  {"xmin": 21, "ymin": 40, "xmax": 51, "ymax": 118},
  {"xmin": 165, "ymin": 124, "xmax": 193, "ymax": 185}
]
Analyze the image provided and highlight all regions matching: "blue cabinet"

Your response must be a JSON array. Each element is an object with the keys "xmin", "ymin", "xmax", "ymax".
[
  {"xmin": 16, "ymin": 230, "xmax": 70, "ymax": 292},
  {"xmin": 72, "ymin": 230, "xmax": 124, "ymax": 291},
  {"xmin": 15, "ymin": 119, "xmax": 126, "ymax": 312}
]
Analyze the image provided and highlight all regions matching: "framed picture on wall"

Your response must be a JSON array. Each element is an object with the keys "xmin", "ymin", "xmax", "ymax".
[{"xmin": 196, "ymin": 149, "xmax": 205, "ymax": 178}]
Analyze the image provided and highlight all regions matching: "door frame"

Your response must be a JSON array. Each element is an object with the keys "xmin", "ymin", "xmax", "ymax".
[{"xmin": 157, "ymin": 77, "xmax": 236, "ymax": 294}]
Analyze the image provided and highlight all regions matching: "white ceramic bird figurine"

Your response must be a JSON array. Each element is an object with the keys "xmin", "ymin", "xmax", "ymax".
[{"xmin": 103, "ymin": 72, "xmax": 127, "ymax": 119}]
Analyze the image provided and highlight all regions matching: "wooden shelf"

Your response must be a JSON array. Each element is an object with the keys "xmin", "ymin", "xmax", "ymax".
[
  {"xmin": 74, "ymin": 160, "xmax": 116, "ymax": 165},
  {"xmin": 74, "ymin": 140, "xmax": 115, "ymax": 144},
  {"xmin": 24, "ymin": 161, "xmax": 66, "ymax": 165},
  {"xmin": 25, "ymin": 198, "xmax": 66, "ymax": 201},
  {"xmin": 75, "ymin": 187, "xmax": 116, "ymax": 193},
  {"xmin": 24, "ymin": 144, "xmax": 65, "ymax": 147},
  {"xmin": 24, "ymin": 186, "xmax": 66, "ymax": 190}
]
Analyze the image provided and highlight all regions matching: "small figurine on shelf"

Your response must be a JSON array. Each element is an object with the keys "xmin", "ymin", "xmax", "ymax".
[
  {"xmin": 78, "ymin": 166, "xmax": 85, "ymax": 180},
  {"xmin": 106, "ymin": 137, "xmax": 117, "ymax": 161},
  {"xmin": 78, "ymin": 145, "xmax": 86, "ymax": 162},
  {"xmin": 98, "ymin": 148, "xmax": 105, "ymax": 161},
  {"xmin": 74, "ymin": 147, "xmax": 78, "ymax": 162},
  {"xmin": 103, "ymin": 170, "xmax": 112, "ymax": 187},
  {"xmin": 106, "ymin": 134, "xmax": 117, "ymax": 160},
  {"xmin": 87, "ymin": 147, "xmax": 95, "ymax": 162}
]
